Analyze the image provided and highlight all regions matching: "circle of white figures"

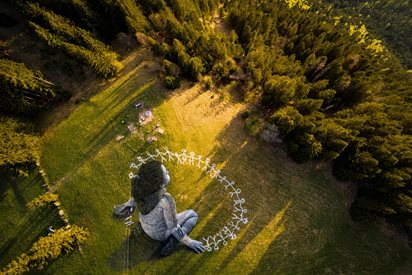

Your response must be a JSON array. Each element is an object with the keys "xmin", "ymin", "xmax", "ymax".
[{"xmin": 129, "ymin": 147, "xmax": 248, "ymax": 252}]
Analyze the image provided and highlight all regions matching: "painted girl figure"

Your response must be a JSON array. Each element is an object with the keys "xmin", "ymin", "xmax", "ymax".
[{"xmin": 115, "ymin": 160, "xmax": 205, "ymax": 256}]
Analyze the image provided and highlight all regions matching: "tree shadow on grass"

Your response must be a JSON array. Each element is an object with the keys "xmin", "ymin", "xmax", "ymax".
[
  {"xmin": 84, "ymin": 82, "xmax": 160, "ymax": 153},
  {"xmin": 0, "ymin": 171, "xmax": 12, "ymax": 202},
  {"xmin": 106, "ymin": 167, "xmax": 233, "ymax": 272},
  {"xmin": 163, "ymin": 191, "xmax": 241, "ymax": 274},
  {"xmin": 108, "ymin": 224, "xmax": 163, "ymax": 271},
  {"xmin": 0, "ymin": 169, "xmax": 43, "ymax": 203},
  {"xmin": 95, "ymin": 67, "xmax": 154, "ymax": 116},
  {"xmin": 173, "ymin": 114, "xmax": 291, "ymax": 273},
  {"xmin": 0, "ymin": 170, "xmax": 65, "ymax": 267},
  {"xmin": 0, "ymin": 206, "xmax": 64, "ymax": 267},
  {"xmin": 0, "ymin": 169, "xmax": 39, "ymax": 220},
  {"xmin": 194, "ymin": 113, "xmax": 412, "ymax": 274},
  {"xmin": 48, "ymin": 74, "xmax": 168, "ymax": 191}
]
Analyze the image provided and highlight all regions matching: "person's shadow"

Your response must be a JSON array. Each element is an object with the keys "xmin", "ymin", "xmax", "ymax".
[{"xmin": 109, "ymin": 223, "xmax": 166, "ymax": 271}]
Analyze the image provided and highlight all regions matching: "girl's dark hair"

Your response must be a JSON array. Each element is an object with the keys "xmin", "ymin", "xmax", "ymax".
[{"xmin": 131, "ymin": 160, "xmax": 165, "ymax": 199}]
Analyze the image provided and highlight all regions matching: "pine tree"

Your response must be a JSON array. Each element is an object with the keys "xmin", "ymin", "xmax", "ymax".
[
  {"xmin": 263, "ymin": 76, "xmax": 298, "ymax": 108},
  {"xmin": 0, "ymin": 59, "xmax": 56, "ymax": 114},
  {"xmin": 26, "ymin": 3, "xmax": 123, "ymax": 78},
  {"xmin": 114, "ymin": 0, "xmax": 150, "ymax": 34},
  {"xmin": 0, "ymin": 116, "xmax": 40, "ymax": 173}
]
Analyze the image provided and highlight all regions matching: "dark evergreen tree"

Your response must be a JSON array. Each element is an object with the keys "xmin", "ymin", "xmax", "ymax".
[{"xmin": 0, "ymin": 59, "xmax": 56, "ymax": 114}]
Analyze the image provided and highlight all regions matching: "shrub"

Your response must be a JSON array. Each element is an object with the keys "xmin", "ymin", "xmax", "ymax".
[
  {"xmin": 27, "ymin": 193, "xmax": 59, "ymax": 209},
  {"xmin": 241, "ymin": 110, "xmax": 251, "ymax": 119},
  {"xmin": 245, "ymin": 115, "xmax": 265, "ymax": 137},
  {"xmin": 164, "ymin": 76, "xmax": 181, "ymax": 89},
  {"xmin": 163, "ymin": 59, "xmax": 180, "ymax": 77},
  {"xmin": 203, "ymin": 76, "xmax": 213, "ymax": 90},
  {"xmin": 0, "ymin": 116, "xmax": 40, "ymax": 170}
]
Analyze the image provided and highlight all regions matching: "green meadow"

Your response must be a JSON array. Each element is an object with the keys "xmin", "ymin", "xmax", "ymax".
[{"xmin": 14, "ymin": 49, "xmax": 412, "ymax": 274}]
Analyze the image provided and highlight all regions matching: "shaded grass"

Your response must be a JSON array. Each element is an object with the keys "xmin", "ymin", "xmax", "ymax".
[
  {"xmin": 39, "ymin": 52, "xmax": 412, "ymax": 274},
  {"xmin": 0, "ymin": 169, "xmax": 64, "ymax": 268}
]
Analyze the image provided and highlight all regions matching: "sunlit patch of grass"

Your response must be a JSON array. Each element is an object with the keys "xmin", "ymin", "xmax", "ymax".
[{"xmin": 222, "ymin": 201, "xmax": 291, "ymax": 274}]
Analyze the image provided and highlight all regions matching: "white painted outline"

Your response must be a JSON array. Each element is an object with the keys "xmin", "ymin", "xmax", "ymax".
[{"xmin": 129, "ymin": 148, "xmax": 248, "ymax": 252}]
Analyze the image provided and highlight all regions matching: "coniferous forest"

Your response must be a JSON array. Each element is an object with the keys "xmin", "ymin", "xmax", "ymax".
[{"xmin": 1, "ymin": 0, "xmax": 411, "ymax": 273}]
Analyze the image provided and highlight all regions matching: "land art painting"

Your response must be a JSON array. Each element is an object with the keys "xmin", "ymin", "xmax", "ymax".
[{"xmin": 128, "ymin": 148, "xmax": 248, "ymax": 252}]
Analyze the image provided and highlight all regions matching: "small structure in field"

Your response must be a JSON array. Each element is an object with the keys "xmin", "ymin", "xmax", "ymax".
[
  {"xmin": 139, "ymin": 109, "xmax": 154, "ymax": 125},
  {"xmin": 147, "ymin": 136, "xmax": 158, "ymax": 143},
  {"xmin": 134, "ymin": 101, "xmax": 143, "ymax": 109},
  {"xmin": 47, "ymin": 226, "xmax": 55, "ymax": 234},
  {"xmin": 116, "ymin": 135, "xmax": 125, "ymax": 141},
  {"xmin": 127, "ymin": 123, "xmax": 137, "ymax": 133},
  {"xmin": 153, "ymin": 123, "xmax": 165, "ymax": 135}
]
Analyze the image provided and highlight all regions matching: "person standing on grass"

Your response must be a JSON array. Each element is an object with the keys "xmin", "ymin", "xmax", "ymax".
[{"xmin": 115, "ymin": 160, "xmax": 205, "ymax": 256}]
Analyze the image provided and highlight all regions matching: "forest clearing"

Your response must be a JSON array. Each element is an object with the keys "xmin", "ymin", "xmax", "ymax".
[
  {"xmin": 2, "ymin": 49, "xmax": 406, "ymax": 274},
  {"xmin": 1, "ymin": 0, "xmax": 412, "ymax": 274}
]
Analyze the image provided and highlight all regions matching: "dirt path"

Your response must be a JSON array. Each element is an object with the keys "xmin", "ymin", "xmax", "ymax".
[{"xmin": 209, "ymin": 4, "xmax": 232, "ymax": 35}]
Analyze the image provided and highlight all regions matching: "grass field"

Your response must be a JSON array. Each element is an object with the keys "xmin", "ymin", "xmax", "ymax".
[
  {"xmin": 35, "ymin": 49, "xmax": 412, "ymax": 274},
  {"xmin": 0, "ymin": 169, "xmax": 64, "ymax": 268}
]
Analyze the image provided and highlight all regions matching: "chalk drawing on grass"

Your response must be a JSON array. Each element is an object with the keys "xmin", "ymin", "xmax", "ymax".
[{"xmin": 129, "ymin": 148, "xmax": 248, "ymax": 252}]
